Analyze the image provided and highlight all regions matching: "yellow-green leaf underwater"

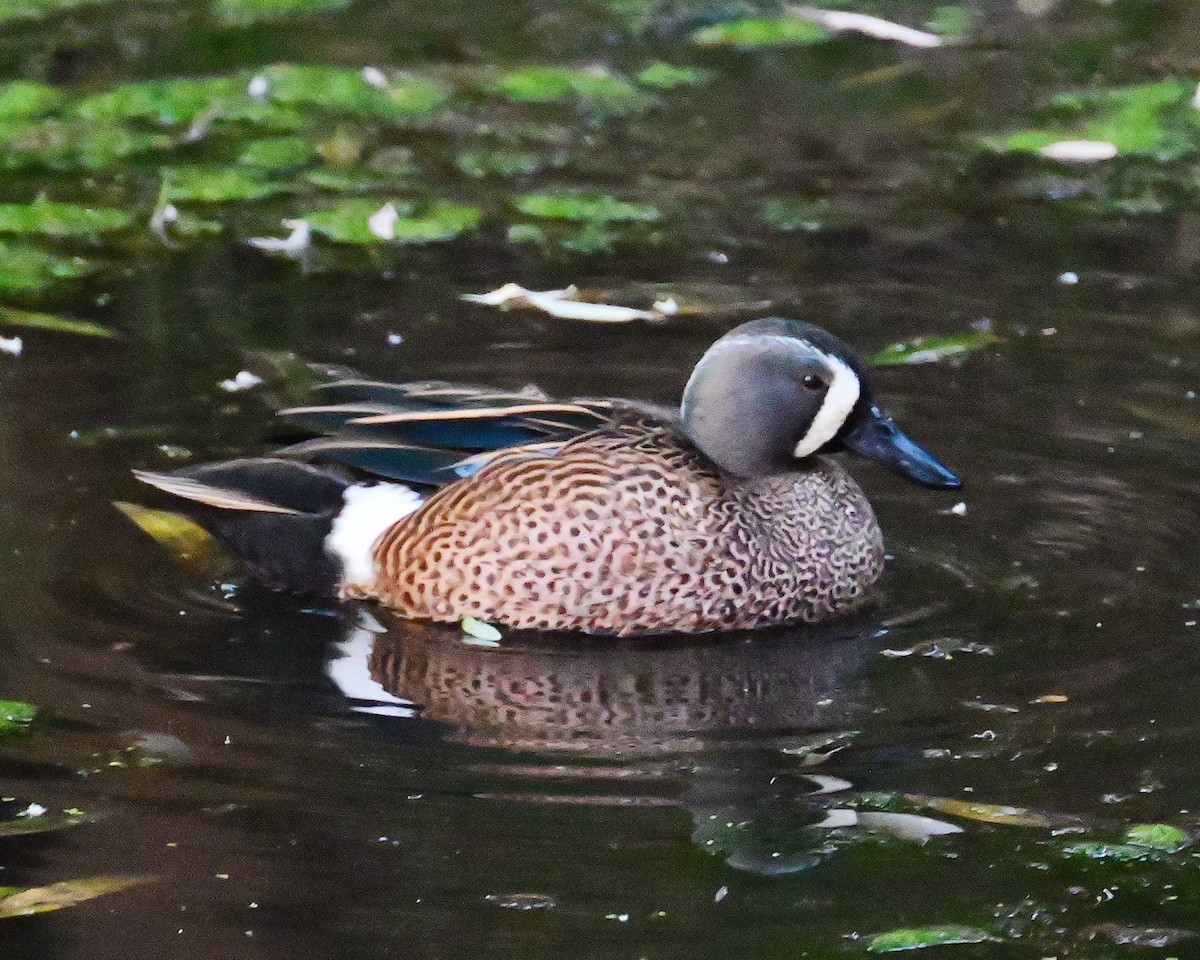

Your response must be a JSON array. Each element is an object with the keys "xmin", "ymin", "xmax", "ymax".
[
  {"xmin": 0, "ymin": 307, "xmax": 115, "ymax": 337},
  {"xmin": 0, "ymin": 875, "xmax": 151, "ymax": 918},
  {"xmin": 870, "ymin": 332, "xmax": 1000, "ymax": 366},
  {"xmin": 866, "ymin": 926, "xmax": 992, "ymax": 952},
  {"xmin": 113, "ymin": 502, "xmax": 223, "ymax": 568}
]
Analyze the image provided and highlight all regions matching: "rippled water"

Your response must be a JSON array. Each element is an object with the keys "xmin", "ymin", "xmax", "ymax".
[{"xmin": 1, "ymin": 1, "xmax": 1200, "ymax": 958}]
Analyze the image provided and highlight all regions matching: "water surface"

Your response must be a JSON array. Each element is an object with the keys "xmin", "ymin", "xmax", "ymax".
[{"xmin": 1, "ymin": 2, "xmax": 1199, "ymax": 958}]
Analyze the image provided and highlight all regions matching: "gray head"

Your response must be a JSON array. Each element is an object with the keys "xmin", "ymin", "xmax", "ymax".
[{"xmin": 681, "ymin": 317, "xmax": 960, "ymax": 488}]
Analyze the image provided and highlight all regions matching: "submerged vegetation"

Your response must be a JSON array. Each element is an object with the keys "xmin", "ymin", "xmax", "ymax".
[{"xmin": 0, "ymin": 0, "xmax": 1194, "ymax": 325}]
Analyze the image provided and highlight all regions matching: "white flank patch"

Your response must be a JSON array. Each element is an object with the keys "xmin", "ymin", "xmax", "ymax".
[
  {"xmin": 793, "ymin": 353, "xmax": 860, "ymax": 458},
  {"xmin": 325, "ymin": 482, "xmax": 423, "ymax": 588}
]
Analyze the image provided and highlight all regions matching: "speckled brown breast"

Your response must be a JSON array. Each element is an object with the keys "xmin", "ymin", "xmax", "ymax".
[{"xmin": 360, "ymin": 411, "xmax": 885, "ymax": 635}]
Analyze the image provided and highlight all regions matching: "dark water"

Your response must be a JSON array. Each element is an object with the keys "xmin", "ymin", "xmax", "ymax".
[{"xmin": 1, "ymin": 1, "xmax": 1200, "ymax": 957}]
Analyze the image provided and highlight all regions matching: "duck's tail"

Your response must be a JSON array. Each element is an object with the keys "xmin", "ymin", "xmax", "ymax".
[{"xmin": 132, "ymin": 459, "xmax": 422, "ymax": 596}]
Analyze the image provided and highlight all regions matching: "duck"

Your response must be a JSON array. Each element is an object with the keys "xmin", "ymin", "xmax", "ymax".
[{"xmin": 132, "ymin": 317, "xmax": 959, "ymax": 636}]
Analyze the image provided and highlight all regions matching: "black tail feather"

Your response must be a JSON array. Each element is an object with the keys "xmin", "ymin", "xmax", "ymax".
[{"xmin": 134, "ymin": 459, "xmax": 350, "ymax": 595}]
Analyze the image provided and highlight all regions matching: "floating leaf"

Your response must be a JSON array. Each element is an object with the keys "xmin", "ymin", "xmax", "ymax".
[
  {"xmin": 1125, "ymin": 823, "xmax": 1189, "ymax": 852},
  {"xmin": 1062, "ymin": 841, "xmax": 1155, "ymax": 862},
  {"xmin": 0, "ymin": 307, "xmax": 115, "ymax": 338},
  {"xmin": 113, "ymin": 502, "xmax": 221, "ymax": 567},
  {"xmin": 164, "ymin": 166, "xmax": 291, "ymax": 203},
  {"xmin": 982, "ymin": 80, "xmax": 1197, "ymax": 160},
  {"xmin": 293, "ymin": 200, "xmax": 480, "ymax": 246},
  {"xmin": 76, "ymin": 76, "xmax": 246, "ymax": 127},
  {"xmin": 870, "ymin": 331, "xmax": 1000, "ymax": 366},
  {"xmin": 0, "ymin": 82, "xmax": 64, "ymax": 120},
  {"xmin": 305, "ymin": 169, "xmax": 397, "ymax": 193},
  {"xmin": 925, "ymin": 6, "xmax": 974, "ymax": 40},
  {"xmin": 0, "ymin": 875, "xmax": 150, "ymax": 918},
  {"xmin": 263, "ymin": 65, "xmax": 449, "ymax": 120},
  {"xmin": 0, "ymin": 807, "xmax": 93, "ymax": 837},
  {"xmin": 905, "ymin": 795, "xmax": 1052, "ymax": 828},
  {"xmin": 0, "ymin": 700, "xmax": 35, "ymax": 734},
  {"xmin": 390, "ymin": 202, "xmax": 482, "ymax": 244},
  {"xmin": 691, "ymin": 17, "xmax": 830, "ymax": 49},
  {"xmin": 867, "ymin": 925, "xmax": 992, "ymax": 952},
  {"xmin": 304, "ymin": 199, "xmax": 413, "ymax": 244},
  {"xmin": 636, "ymin": 62, "xmax": 710, "ymax": 89},
  {"xmin": 760, "ymin": 197, "xmax": 846, "ymax": 232},
  {"xmin": 0, "ymin": 242, "xmax": 92, "ymax": 295},
  {"xmin": 238, "ymin": 136, "xmax": 314, "ymax": 171},
  {"xmin": 514, "ymin": 191, "xmax": 659, "ymax": 224},
  {"xmin": 0, "ymin": 119, "xmax": 171, "ymax": 172},
  {"xmin": 213, "ymin": 0, "xmax": 351, "ymax": 26},
  {"xmin": 455, "ymin": 148, "xmax": 546, "ymax": 179},
  {"xmin": 0, "ymin": 199, "xmax": 132, "ymax": 239},
  {"xmin": 488, "ymin": 67, "xmax": 648, "ymax": 114}
]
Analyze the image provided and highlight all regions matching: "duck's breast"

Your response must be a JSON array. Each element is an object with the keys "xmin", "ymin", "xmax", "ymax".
[{"xmin": 720, "ymin": 458, "xmax": 885, "ymax": 628}]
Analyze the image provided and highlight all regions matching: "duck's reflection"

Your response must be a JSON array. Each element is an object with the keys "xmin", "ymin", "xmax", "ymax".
[
  {"xmin": 328, "ymin": 611, "xmax": 893, "ymax": 875},
  {"xmin": 328, "ymin": 610, "xmax": 886, "ymax": 756}
]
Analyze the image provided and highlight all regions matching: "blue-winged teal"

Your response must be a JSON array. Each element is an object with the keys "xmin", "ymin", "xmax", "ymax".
[{"xmin": 133, "ymin": 318, "xmax": 959, "ymax": 636}]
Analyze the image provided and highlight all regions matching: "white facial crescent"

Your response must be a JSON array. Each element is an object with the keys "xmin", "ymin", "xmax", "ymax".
[{"xmin": 793, "ymin": 353, "xmax": 861, "ymax": 458}]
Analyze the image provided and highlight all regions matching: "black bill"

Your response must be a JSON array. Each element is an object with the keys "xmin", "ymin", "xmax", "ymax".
[{"xmin": 843, "ymin": 404, "xmax": 961, "ymax": 489}]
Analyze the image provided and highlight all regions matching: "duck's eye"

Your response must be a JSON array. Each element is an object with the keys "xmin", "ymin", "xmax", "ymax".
[{"xmin": 801, "ymin": 374, "xmax": 825, "ymax": 391}]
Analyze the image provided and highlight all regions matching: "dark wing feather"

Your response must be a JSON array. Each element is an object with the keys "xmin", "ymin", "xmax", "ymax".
[
  {"xmin": 276, "ymin": 377, "xmax": 614, "ymax": 488},
  {"xmin": 275, "ymin": 438, "xmax": 465, "ymax": 486}
]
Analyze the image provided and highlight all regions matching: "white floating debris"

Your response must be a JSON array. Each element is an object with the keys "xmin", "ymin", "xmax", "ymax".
[
  {"xmin": 1038, "ymin": 140, "xmax": 1118, "ymax": 163},
  {"xmin": 368, "ymin": 202, "xmax": 400, "ymax": 240},
  {"xmin": 1193, "ymin": 81, "xmax": 1200, "ymax": 110},
  {"xmin": 16, "ymin": 802, "xmax": 46, "ymax": 818},
  {"xmin": 461, "ymin": 616, "xmax": 502, "ymax": 645},
  {"xmin": 362, "ymin": 66, "xmax": 388, "ymax": 89},
  {"xmin": 247, "ymin": 75, "xmax": 270, "ymax": 100},
  {"xmin": 247, "ymin": 218, "xmax": 311, "ymax": 256},
  {"xmin": 0, "ymin": 335, "xmax": 22, "ymax": 357},
  {"xmin": 950, "ymin": 501, "xmax": 967, "ymax": 517},
  {"xmin": 150, "ymin": 201, "xmax": 180, "ymax": 246},
  {"xmin": 857, "ymin": 810, "xmax": 964, "ymax": 841},
  {"xmin": 802, "ymin": 774, "xmax": 853, "ymax": 795},
  {"xmin": 813, "ymin": 809, "xmax": 858, "ymax": 829},
  {"xmin": 523, "ymin": 292, "xmax": 662, "ymax": 323},
  {"xmin": 219, "ymin": 370, "xmax": 264, "ymax": 393},
  {"xmin": 386, "ymin": 332, "xmax": 404, "ymax": 347},
  {"xmin": 790, "ymin": 6, "xmax": 943, "ymax": 47},
  {"xmin": 462, "ymin": 283, "xmax": 676, "ymax": 323},
  {"xmin": 461, "ymin": 282, "xmax": 574, "ymax": 306},
  {"xmin": 1058, "ymin": 271, "xmax": 1080, "ymax": 285},
  {"xmin": 714, "ymin": 885, "xmax": 728, "ymax": 903}
]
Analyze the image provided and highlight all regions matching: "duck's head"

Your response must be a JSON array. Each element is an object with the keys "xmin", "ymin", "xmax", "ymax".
[{"xmin": 681, "ymin": 317, "xmax": 960, "ymax": 488}]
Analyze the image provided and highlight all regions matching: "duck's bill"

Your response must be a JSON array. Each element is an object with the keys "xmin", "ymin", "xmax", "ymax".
[{"xmin": 844, "ymin": 405, "xmax": 961, "ymax": 489}]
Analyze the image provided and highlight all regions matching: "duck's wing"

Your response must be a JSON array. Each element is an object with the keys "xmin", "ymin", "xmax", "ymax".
[{"xmin": 273, "ymin": 377, "xmax": 614, "ymax": 487}]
